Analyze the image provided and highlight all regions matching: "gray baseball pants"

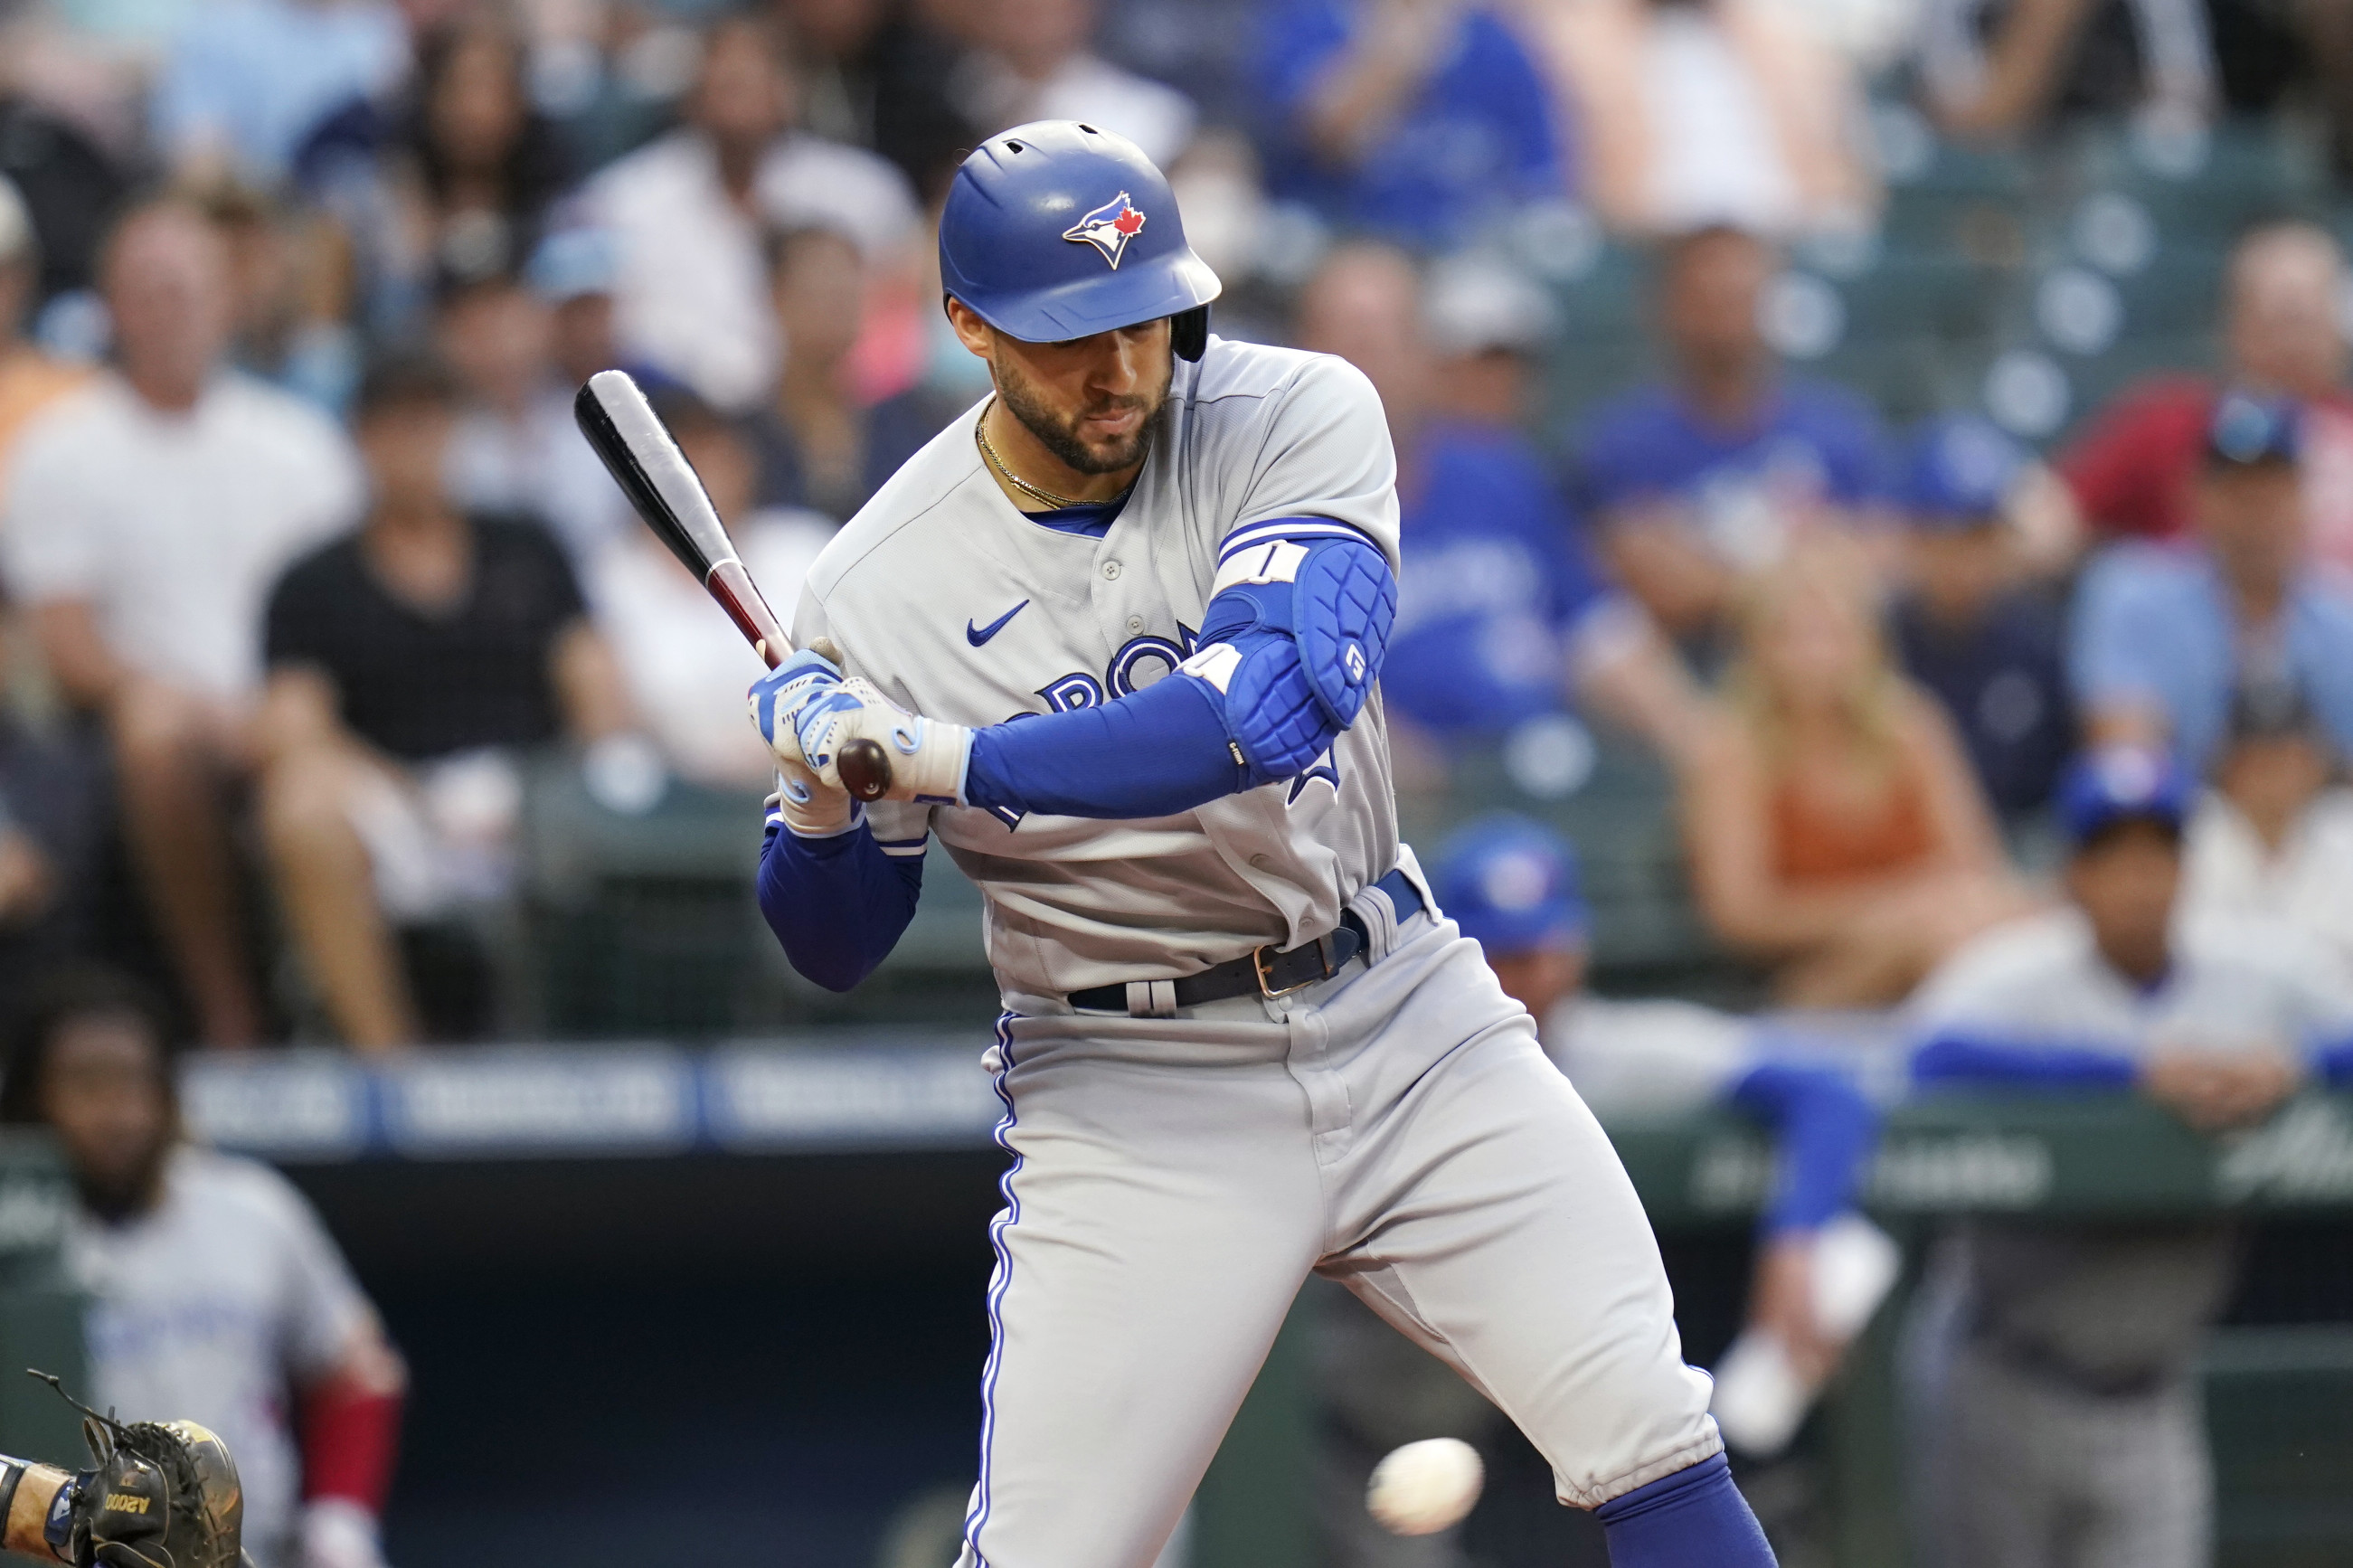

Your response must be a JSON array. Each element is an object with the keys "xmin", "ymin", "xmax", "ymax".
[{"xmin": 953, "ymin": 904, "xmax": 1721, "ymax": 1568}]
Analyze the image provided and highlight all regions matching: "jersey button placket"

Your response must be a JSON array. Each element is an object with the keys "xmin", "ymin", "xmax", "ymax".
[{"xmin": 1093, "ymin": 552, "xmax": 1149, "ymax": 653}]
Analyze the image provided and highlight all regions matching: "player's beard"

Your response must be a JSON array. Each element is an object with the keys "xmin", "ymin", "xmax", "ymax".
[
  {"xmin": 72, "ymin": 1134, "xmax": 170, "ymax": 1223},
  {"xmin": 992, "ymin": 352, "xmax": 1169, "ymax": 477}
]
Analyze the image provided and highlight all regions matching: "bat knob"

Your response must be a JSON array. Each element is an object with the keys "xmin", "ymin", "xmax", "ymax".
[{"xmin": 837, "ymin": 738, "xmax": 893, "ymax": 803}]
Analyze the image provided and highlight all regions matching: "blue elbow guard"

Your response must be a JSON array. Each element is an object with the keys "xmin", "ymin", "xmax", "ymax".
[{"xmin": 1183, "ymin": 526, "xmax": 1395, "ymax": 782}]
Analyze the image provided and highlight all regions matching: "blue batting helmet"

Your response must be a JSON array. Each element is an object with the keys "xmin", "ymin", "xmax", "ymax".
[{"xmin": 939, "ymin": 120, "xmax": 1222, "ymax": 360}]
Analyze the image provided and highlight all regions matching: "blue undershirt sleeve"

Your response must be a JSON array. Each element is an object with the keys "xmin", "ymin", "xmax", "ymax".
[
  {"xmin": 1728, "ymin": 1060, "xmax": 1880, "ymax": 1235},
  {"xmin": 756, "ymin": 814, "xmax": 925, "ymax": 992},
  {"xmin": 963, "ymin": 672, "xmax": 1245, "ymax": 820},
  {"xmin": 1911, "ymin": 1031, "xmax": 2140, "ymax": 1091},
  {"xmin": 2310, "ymin": 1034, "xmax": 2353, "ymax": 1086}
]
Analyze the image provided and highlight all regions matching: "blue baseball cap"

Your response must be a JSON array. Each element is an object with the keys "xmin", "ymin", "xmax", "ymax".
[
  {"xmin": 2055, "ymin": 746, "xmax": 2193, "ymax": 846},
  {"xmin": 2205, "ymin": 392, "xmax": 2301, "ymax": 468},
  {"xmin": 1899, "ymin": 415, "xmax": 2026, "ymax": 529},
  {"xmin": 1432, "ymin": 814, "xmax": 1589, "ymax": 956}
]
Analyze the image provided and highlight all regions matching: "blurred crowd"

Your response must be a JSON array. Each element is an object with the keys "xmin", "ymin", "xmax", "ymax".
[
  {"xmin": 0, "ymin": 0, "xmax": 2338, "ymax": 1046},
  {"xmin": 0, "ymin": 0, "xmax": 2341, "ymax": 1564}
]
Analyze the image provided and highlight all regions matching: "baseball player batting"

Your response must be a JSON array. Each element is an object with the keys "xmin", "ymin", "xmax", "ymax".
[{"xmin": 745, "ymin": 122, "xmax": 1774, "ymax": 1568}]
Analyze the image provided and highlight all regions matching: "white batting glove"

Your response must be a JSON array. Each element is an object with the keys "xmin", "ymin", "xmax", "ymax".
[
  {"xmin": 795, "ymin": 677, "xmax": 971, "ymax": 806},
  {"xmin": 749, "ymin": 647, "xmax": 857, "ymax": 836},
  {"xmin": 300, "ymin": 1499, "xmax": 389, "ymax": 1568}
]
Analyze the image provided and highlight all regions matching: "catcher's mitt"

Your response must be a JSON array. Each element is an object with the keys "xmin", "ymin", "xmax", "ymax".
[{"xmin": 35, "ymin": 1374, "xmax": 246, "ymax": 1568}]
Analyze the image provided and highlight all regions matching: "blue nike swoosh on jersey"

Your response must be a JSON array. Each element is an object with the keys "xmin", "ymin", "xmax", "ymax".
[{"xmin": 966, "ymin": 600, "xmax": 1031, "ymax": 647}]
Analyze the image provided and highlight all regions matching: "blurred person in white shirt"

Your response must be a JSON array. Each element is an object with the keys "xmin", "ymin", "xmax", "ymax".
[
  {"xmin": 1525, "ymin": 0, "xmax": 1879, "ymax": 238},
  {"xmin": 587, "ymin": 387, "xmax": 832, "ymax": 789},
  {"xmin": 581, "ymin": 13, "xmax": 917, "ymax": 411},
  {"xmin": 2184, "ymin": 674, "xmax": 2353, "ymax": 966},
  {"xmin": 1, "ymin": 200, "xmax": 363, "ymax": 1045},
  {"xmin": 948, "ymin": 0, "xmax": 1199, "ymax": 167},
  {"xmin": 0, "ymin": 967, "xmax": 405, "ymax": 1568}
]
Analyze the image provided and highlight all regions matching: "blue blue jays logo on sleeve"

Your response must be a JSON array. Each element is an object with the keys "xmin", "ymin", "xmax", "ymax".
[{"xmin": 1062, "ymin": 193, "xmax": 1147, "ymax": 269}]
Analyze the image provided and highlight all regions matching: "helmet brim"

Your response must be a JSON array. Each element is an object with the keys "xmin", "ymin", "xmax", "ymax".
[{"xmin": 950, "ymin": 247, "xmax": 1223, "ymax": 345}]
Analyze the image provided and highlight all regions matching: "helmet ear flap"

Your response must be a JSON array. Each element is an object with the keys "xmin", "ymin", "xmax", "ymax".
[{"xmin": 1171, "ymin": 306, "xmax": 1209, "ymax": 362}]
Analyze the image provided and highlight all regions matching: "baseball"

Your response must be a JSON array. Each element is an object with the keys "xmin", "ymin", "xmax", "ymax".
[{"xmin": 1366, "ymin": 1438, "xmax": 1485, "ymax": 1535}]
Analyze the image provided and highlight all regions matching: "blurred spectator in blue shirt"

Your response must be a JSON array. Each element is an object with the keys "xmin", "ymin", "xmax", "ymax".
[
  {"xmin": 1890, "ymin": 417, "xmax": 2074, "ymax": 820},
  {"xmin": 1295, "ymin": 242, "xmax": 1701, "ymax": 773},
  {"xmin": 1256, "ymin": 0, "xmax": 1565, "ymax": 250},
  {"xmin": 1569, "ymin": 225, "xmax": 1889, "ymax": 654},
  {"xmin": 2070, "ymin": 393, "xmax": 2353, "ymax": 773},
  {"xmin": 151, "ymin": 0, "xmax": 409, "ymax": 186}
]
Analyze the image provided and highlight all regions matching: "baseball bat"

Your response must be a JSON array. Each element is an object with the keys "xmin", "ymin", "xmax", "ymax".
[{"xmin": 573, "ymin": 369, "xmax": 893, "ymax": 801}]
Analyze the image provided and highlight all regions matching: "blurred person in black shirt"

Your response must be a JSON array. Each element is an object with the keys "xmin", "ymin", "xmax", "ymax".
[
  {"xmin": 0, "ymin": 93, "xmax": 128, "ymax": 304},
  {"xmin": 772, "ymin": 0, "xmax": 980, "ymax": 198},
  {"xmin": 1916, "ymin": 0, "xmax": 2216, "ymax": 143},
  {"xmin": 257, "ymin": 355, "xmax": 634, "ymax": 1050},
  {"xmin": 392, "ymin": 19, "xmax": 573, "ymax": 286},
  {"xmin": 1891, "ymin": 417, "xmax": 2074, "ymax": 824}
]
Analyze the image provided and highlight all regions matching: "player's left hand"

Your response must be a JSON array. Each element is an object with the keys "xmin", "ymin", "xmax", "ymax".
[{"xmin": 794, "ymin": 678, "xmax": 971, "ymax": 806}]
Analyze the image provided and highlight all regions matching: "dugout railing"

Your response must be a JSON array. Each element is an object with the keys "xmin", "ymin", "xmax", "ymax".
[{"xmin": 1, "ymin": 1048, "xmax": 2345, "ymax": 1566}]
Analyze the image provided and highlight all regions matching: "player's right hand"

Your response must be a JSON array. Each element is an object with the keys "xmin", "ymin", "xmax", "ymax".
[
  {"xmin": 750, "ymin": 647, "xmax": 856, "ymax": 837},
  {"xmin": 794, "ymin": 678, "xmax": 972, "ymax": 806}
]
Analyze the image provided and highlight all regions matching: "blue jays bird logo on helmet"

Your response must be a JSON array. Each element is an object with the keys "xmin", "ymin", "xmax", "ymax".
[{"xmin": 1063, "ymin": 192, "xmax": 1147, "ymax": 269}]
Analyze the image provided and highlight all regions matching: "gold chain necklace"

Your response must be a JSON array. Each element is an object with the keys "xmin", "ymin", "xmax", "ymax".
[{"xmin": 973, "ymin": 397, "xmax": 1097, "ymax": 511}]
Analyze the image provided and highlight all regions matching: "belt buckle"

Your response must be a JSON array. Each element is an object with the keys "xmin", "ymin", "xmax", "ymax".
[{"xmin": 1252, "ymin": 933, "xmax": 1334, "ymax": 1000}]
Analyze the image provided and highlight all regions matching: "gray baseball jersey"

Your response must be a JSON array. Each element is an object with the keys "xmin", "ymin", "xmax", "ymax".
[
  {"xmin": 65, "ymin": 1148, "xmax": 373, "ymax": 1568},
  {"xmin": 791, "ymin": 337, "xmax": 1718, "ymax": 1567},
  {"xmin": 793, "ymin": 338, "xmax": 1398, "ymax": 1011}
]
